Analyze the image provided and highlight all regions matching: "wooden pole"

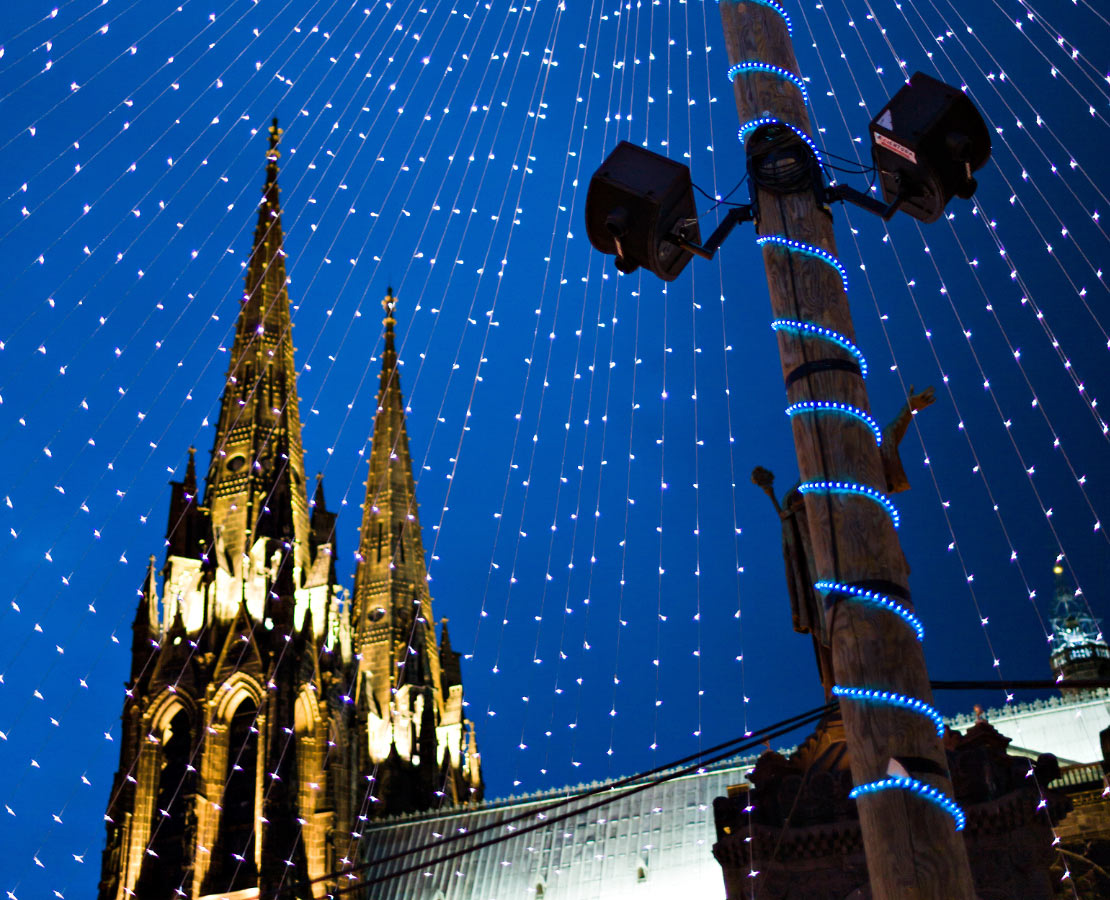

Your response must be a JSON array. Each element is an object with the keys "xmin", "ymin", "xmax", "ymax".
[{"xmin": 717, "ymin": 3, "xmax": 976, "ymax": 897}]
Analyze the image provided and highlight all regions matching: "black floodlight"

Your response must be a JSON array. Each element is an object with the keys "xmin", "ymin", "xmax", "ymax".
[
  {"xmin": 869, "ymin": 71, "xmax": 992, "ymax": 223},
  {"xmin": 585, "ymin": 141, "xmax": 701, "ymax": 281}
]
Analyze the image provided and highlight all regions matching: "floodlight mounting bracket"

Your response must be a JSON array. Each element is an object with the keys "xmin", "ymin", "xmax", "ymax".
[
  {"xmin": 823, "ymin": 183, "xmax": 910, "ymax": 221},
  {"xmin": 666, "ymin": 204, "xmax": 756, "ymax": 261}
]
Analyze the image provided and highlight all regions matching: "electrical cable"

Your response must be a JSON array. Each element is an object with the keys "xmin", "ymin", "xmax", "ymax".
[{"xmin": 276, "ymin": 701, "xmax": 834, "ymax": 896}]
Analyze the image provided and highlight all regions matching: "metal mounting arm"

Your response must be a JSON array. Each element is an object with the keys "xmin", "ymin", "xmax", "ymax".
[
  {"xmin": 668, "ymin": 204, "xmax": 756, "ymax": 260},
  {"xmin": 824, "ymin": 183, "xmax": 909, "ymax": 221}
]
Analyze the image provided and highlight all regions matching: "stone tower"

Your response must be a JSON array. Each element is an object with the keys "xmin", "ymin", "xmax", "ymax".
[
  {"xmin": 351, "ymin": 289, "xmax": 483, "ymax": 817},
  {"xmin": 97, "ymin": 120, "xmax": 354, "ymax": 900},
  {"xmin": 1049, "ymin": 563, "xmax": 1110, "ymax": 688},
  {"xmin": 97, "ymin": 122, "xmax": 482, "ymax": 900}
]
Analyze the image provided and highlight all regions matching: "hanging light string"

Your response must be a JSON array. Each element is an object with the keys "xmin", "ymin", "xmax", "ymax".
[
  {"xmin": 564, "ymin": 0, "xmax": 646, "ymax": 783},
  {"xmin": 0, "ymin": 0, "xmax": 264, "ymax": 226},
  {"xmin": 848, "ymin": 3, "xmax": 1110, "ymax": 585},
  {"xmin": 4, "ymin": 0, "xmax": 1105, "ymax": 887},
  {"xmin": 698, "ymin": 0, "xmax": 757, "ymax": 879},
  {"xmin": 1, "ymin": 0, "xmax": 532, "ymax": 656},
  {"xmin": 648, "ymin": 0, "xmax": 678, "ymax": 768},
  {"xmin": 456, "ymin": 0, "xmax": 605, "ymax": 673},
  {"xmin": 520, "ymin": 0, "xmax": 638, "ymax": 782},
  {"xmin": 825, "ymin": 0, "xmax": 1109, "ymax": 609},
  {"xmin": 853, "ymin": 0, "xmax": 1110, "ymax": 236},
  {"xmin": 546, "ymin": 0, "xmax": 640, "ymax": 761},
  {"xmin": 800, "ymin": 0, "xmax": 1033, "ymax": 690},
  {"xmin": 686, "ymin": 0, "xmax": 704, "ymax": 765},
  {"xmin": 428, "ymin": 0, "xmax": 569, "ymax": 677},
  {"xmin": 914, "ymin": 0, "xmax": 1110, "ymax": 342},
  {"xmin": 933, "ymin": 0, "xmax": 1110, "ymax": 231},
  {"xmin": 568, "ymin": 0, "xmax": 661, "ymax": 776},
  {"xmin": 342, "ymin": 0, "xmax": 579, "ymax": 859},
  {"xmin": 15, "ymin": 5, "xmax": 608, "ymax": 856},
  {"xmin": 1042, "ymin": 0, "xmax": 1110, "ymax": 32},
  {"xmin": 882, "ymin": 0, "xmax": 1110, "ymax": 373},
  {"xmin": 698, "ymin": 0, "xmax": 753, "ymax": 747},
  {"xmin": 454, "ymin": 0, "xmax": 587, "ymax": 685},
  {"xmin": 0, "ymin": 0, "xmax": 224, "ymax": 196},
  {"xmin": 0, "ymin": 0, "xmax": 399, "ymax": 503},
  {"xmin": 560, "ymin": 282, "xmax": 622, "ymax": 774},
  {"xmin": 334, "ymin": 0, "xmax": 571, "ymax": 868},
  {"xmin": 985, "ymin": 0, "xmax": 1110, "ymax": 119},
  {"xmin": 0, "ymin": 1, "xmax": 92, "ymax": 73},
  {"xmin": 0, "ymin": 50, "xmax": 398, "ymax": 668},
  {"xmin": 606, "ymin": 283, "xmax": 644, "ymax": 766},
  {"xmin": 0, "ymin": 0, "xmax": 331, "ymax": 293},
  {"xmin": 2, "ymin": 0, "xmax": 572, "ymax": 887},
  {"xmin": 849, "ymin": 0, "xmax": 1110, "ymax": 442},
  {"xmin": 469, "ymin": 0, "xmax": 615, "ymax": 788},
  {"xmin": 1, "ymin": 0, "xmax": 515, "ymax": 865},
  {"xmin": 0, "ymin": 0, "xmax": 393, "ymax": 467},
  {"xmin": 0, "ymin": 0, "xmax": 150, "ymax": 109},
  {"xmin": 864, "ymin": 0, "xmax": 1110, "ymax": 564},
  {"xmin": 574, "ymin": 0, "xmax": 652, "ymax": 760},
  {"xmin": 595, "ymin": 0, "xmax": 657, "ymax": 779},
  {"xmin": 0, "ymin": 0, "xmax": 422, "ymax": 404}
]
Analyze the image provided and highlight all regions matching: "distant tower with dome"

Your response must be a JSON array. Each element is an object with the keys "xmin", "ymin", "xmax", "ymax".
[{"xmin": 1049, "ymin": 563, "xmax": 1110, "ymax": 689}]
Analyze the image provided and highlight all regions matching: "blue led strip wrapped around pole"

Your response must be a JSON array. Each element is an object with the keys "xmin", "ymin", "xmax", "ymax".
[
  {"xmin": 738, "ymin": 116, "xmax": 823, "ymax": 162},
  {"xmin": 797, "ymin": 480, "xmax": 900, "ymax": 528},
  {"xmin": 770, "ymin": 319, "xmax": 869, "ymax": 377},
  {"xmin": 755, "ymin": 235, "xmax": 848, "ymax": 293},
  {"xmin": 786, "ymin": 400, "xmax": 883, "ymax": 446},
  {"xmin": 814, "ymin": 580, "xmax": 924, "ymax": 641},
  {"xmin": 831, "ymin": 686, "xmax": 945, "ymax": 737},
  {"xmin": 727, "ymin": 62, "xmax": 809, "ymax": 104},
  {"xmin": 850, "ymin": 777, "xmax": 967, "ymax": 832}
]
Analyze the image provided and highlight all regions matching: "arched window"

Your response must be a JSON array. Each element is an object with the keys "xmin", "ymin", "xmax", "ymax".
[
  {"xmin": 206, "ymin": 698, "xmax": 259, "ymax": 893},
  {"xmin": 135, "ymin": 709, "xmax": 193, "ymax": 899}
]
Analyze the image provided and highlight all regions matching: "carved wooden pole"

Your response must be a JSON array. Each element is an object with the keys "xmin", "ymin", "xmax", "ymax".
[{"xmin": 718, "ymin": 2, "xmax": 976, "ymax": 897}]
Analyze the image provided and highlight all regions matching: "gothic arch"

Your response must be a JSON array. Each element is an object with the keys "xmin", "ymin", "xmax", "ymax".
[
  {"xmin": 133, "ymin": 701, "xmax": 196, "ymax": 900},
  {"xmin": 202, "ymin": 689, "xmax": 261, "ymax": 895},
  {"xmin": 143, "ymin": 688, "xmax": 197, "ymax": 735},
  {"xmin": 294, "ymin": 686, "xmax": 321, "ymax": 735},
  {"xmin": 212, "ymin": 671, "xmax": 265, "ymax": 722}
]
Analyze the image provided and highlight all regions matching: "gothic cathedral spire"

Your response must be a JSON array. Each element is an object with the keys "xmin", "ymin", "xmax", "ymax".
[
  {"xmin": 99, "ymin": 124, "xmax": 351, "ymax": 900},
  {"xmin": 352, "ymin": 290, "xmax": 482, "ymax": 812},
  {"xmin": 205, "ymin": 118, "xmax": 311, "ymax": 589}
]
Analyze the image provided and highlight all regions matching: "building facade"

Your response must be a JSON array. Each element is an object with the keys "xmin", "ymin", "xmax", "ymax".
[{"xmin": 97, "ymin": 122, "xmax": 481, "ymax": 900}]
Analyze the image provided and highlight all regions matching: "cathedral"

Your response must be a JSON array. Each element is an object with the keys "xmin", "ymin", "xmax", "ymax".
[{"xmin": 96, "ymin": 121, "xmax": 481, "ymax": 900}]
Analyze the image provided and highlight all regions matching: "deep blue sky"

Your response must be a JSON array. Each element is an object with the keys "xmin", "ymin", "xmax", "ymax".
[{"xmin": 0, "ymin": 0, "xmax": 1108, "ymax": 895}]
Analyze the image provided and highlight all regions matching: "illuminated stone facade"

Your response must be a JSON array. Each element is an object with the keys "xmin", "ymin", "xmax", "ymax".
[{"xmin": 97, "ymin": 123, "xmax": 480, "ymax": 900}]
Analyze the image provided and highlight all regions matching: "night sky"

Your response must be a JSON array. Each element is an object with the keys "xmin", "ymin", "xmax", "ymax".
[{"xmin": 1, "ymin": 0, "xmax": 1108, "ymax": 895}]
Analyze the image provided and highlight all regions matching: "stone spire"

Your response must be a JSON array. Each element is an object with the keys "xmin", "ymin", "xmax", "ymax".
[
  {"xmin": 353, "ymin": 289, "xmax": 442, "ymax": 719},
  {"xmin": 204, "ymin": 119, "xmax": 310, "ymax": 582},
  {"xmin": 129, "ymin": 555, "xmax": 160, "ymax": 680}
]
